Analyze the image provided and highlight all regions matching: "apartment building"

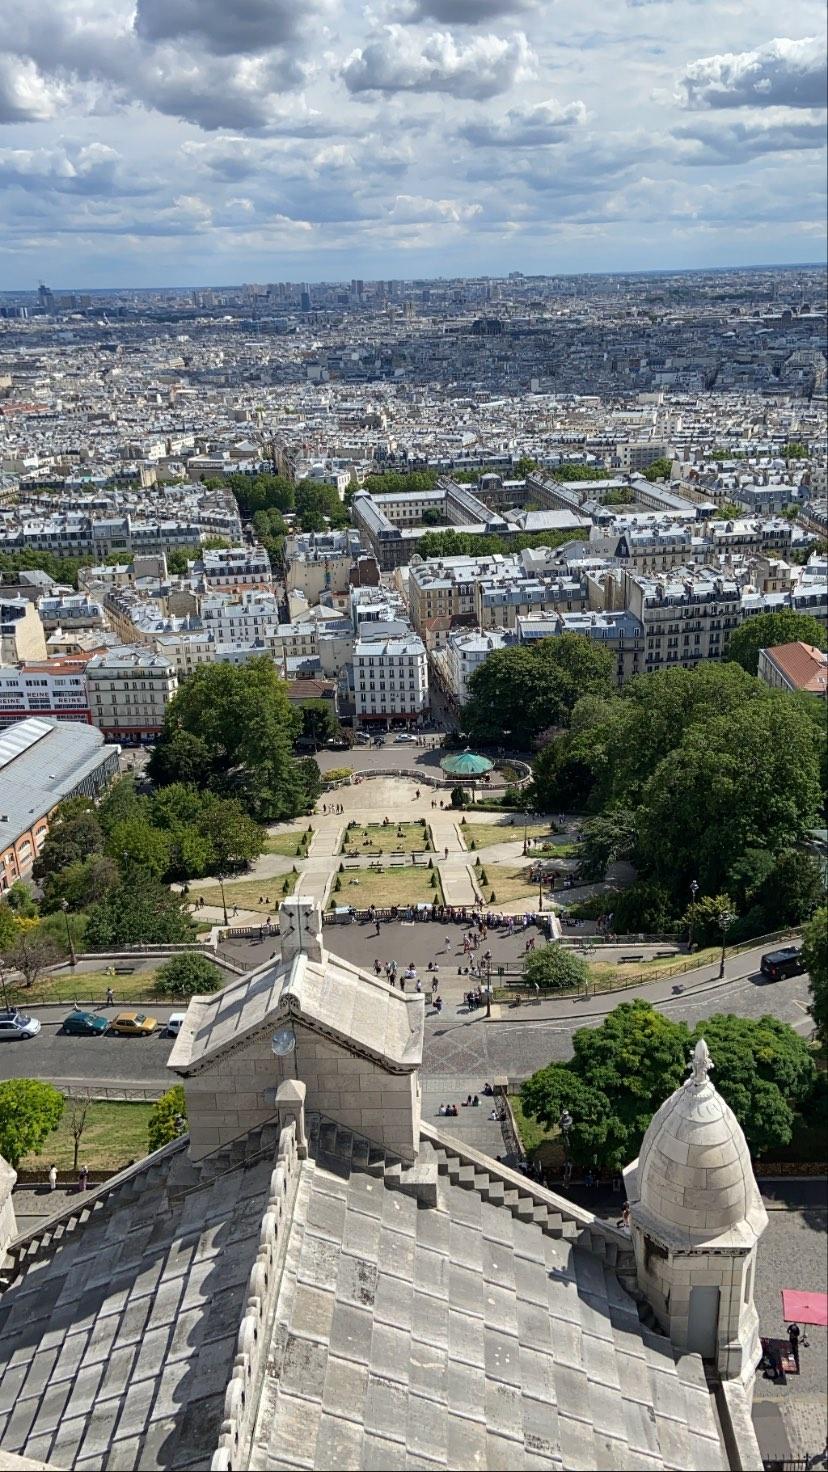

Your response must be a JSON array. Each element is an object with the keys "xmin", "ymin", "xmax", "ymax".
[
  {"xmin": 85, "ymin": 647, "xmax": 178, "ymax": 742},
  {"xmin": 516, "ymin": 610, "xmax": 645, "ymax": 686},
  {"xmin": 476, "ymin": 573, "xmax": 587, "ymax": 630},
  {"xmin": 286, "ymin": 530, "xmax": 364, "ymax": 603},
  {"xmin": 430, "ymin": 629, "xmax": 511, "ymax": 706},
  {"xmin": 0, "ymin": 655, "xmax": 93, "ymax": 727},
  {"xmin": 0, "ymin": 600, "xmax": 48, "ymax": 664},
  {"xmin": 623, "ymin": 568, "xmax": 741, "ymax": 672},
  {"xmin": 196, "ymin": 545, "xmax": 272, "ymax": 594},
  {"xmin": 353, "ymin": 634, "xmax": 428, "ymax": 727},
  {"xmin": 200, "ymin": 591, "xmax": 281, "ymax": 646}
]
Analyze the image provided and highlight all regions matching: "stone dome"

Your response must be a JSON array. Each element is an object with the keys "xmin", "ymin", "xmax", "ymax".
[{"xmin": 636, "ymin": 1038, "xmax": 761, "ymax": 1240}]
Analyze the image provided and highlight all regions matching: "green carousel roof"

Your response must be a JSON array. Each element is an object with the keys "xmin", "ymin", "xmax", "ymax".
[{"xmin": 440, "ymin": 749, "xmax": 494, "ymax": 777}]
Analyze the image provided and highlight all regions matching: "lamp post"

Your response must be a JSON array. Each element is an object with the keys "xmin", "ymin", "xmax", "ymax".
[
  {"xmin": 485, "ymin": 955, "xmax": 492, "ymax": 1018},
  {"xmin": 559, "ymin": 1108, "xmax": 573, "ymax": 1182},
  {"xmin": 688, "ymin": 879, "xmax": 699, "ymax": 951},
  {"xmin": 60, "ymin": 899, "xmax": 77, "ymax": 968},
  {"xmin": 717, "ymin": 908, "xmax": 735, "ymax": 979}
]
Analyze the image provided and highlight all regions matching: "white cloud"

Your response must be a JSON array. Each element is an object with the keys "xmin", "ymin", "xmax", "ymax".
[
  {"xmin": 673, "ymin": 110, "xmax": 828, "ymax": 162},
  {"xmin": 0, "ymin": 55, "xmax": 66, "ymax": 123},
  {"xmin": 459, "ymin": 97, "xmax": 587, "ymax": 146},
  {"xmin": 678, "ymin": 36, "xmax": 827, "ymax": 110},
  {"xmin": 341, "ymin": 25, "xmax": 535, "ymax": 98},
  {"xmin": 133, "ymin": 0, "xmax": 316, "ymax": 54}
]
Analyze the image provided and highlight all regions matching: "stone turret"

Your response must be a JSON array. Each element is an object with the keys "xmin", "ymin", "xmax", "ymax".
[
  {"xmin": 0, "ymin": 1155, "xmax": 16, "ymax": 1257},
  {"xmin": 624, "ymin": 1038, "xmax": 767, "ymax": 1390}
]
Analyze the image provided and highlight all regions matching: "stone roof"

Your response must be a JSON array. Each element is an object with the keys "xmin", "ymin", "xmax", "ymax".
[
  {"xmin": 168, "ymin": 951, "xmax": 423, "ymax": 1078},
  {"xmin": 246, "ymin": 1119, "xmax": 727, "ymax": 1472},
  {"xmin": 626, "ymin": 1043, "xmax": 768, "ymax": 1251}
]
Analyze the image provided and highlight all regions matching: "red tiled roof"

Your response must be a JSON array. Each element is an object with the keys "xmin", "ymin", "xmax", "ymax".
[{"xmin": 765, "ymin": 642, "xmax": 828, "ymax": 694}]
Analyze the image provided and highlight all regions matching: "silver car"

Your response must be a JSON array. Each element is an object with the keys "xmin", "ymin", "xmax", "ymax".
[{"xmin": 0, "ymin": 1009, "xmax": 41, "ymax": 1040}]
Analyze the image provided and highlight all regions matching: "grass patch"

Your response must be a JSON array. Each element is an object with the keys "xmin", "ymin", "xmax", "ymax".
[
  {"xmin": 333, "ymin": 865, "xmax": 443, "ymax": 909},
  {"xmin": 6, "ymin": 969, "xmax": 159, "ymax": 1007},
  {"xmin": 585, "ymin": 946, "xmax": 716, "ymax": 992},
  {"xmin": 510, "ymin": 1095, "xmax": 563, "ymax": 1165},
  {"xmin": 264, "ymin": 829, "xmax": 311, "ymax": 857},
  {"xmin": 463, "ymin": 819, "xmax": 551, "ymax": 850},
  {"xmin": 480, "ymin": 863, "xmax": 539, "ymax": 904},
  {"xmin": 527, "ymin": 841, "xmax": 582, "ymax": 860},
  {"xmin": 20, "ymin": 1101, "xmax": 156, "ymax": 1173},
  {"xmin": 339, "ymin": 822, "xmax": 432, "ymax": 856},
  {"xmin": 196, "ymin": 874, "xmax": 297, "ymax": 914}
]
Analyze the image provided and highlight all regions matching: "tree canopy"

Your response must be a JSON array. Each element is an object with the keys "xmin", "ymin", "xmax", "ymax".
[
  {"xmin": 463, "ymin": 634, "xmax": 614, "ymax": 748},
  {"xmin": 520, "ymin": 1002, "xmax": 817, "ymax": 1170},
  {"xmin": 0, "ymin": 1080, "xmax": 64, "ymax": 1168},
  {"xmin": 643, "ymin": 457, "xmax": 673, "ymax": 482},
  {"xmin": 148, "ymin": 657, "xmax": 312, "ymax": 822},
  {"xmin": 523, "ymin": 944, "xmax": 589, "ymax": 992},
  {"xmin": 84, "ymin": 873, "xmax": 194, "ymax": 950},
  {"xmin": 802, "ymin": 906, "xmax": 827, "ymax": 1044},
  {"xmin": 147, "ymin": 1085, "xmax": 188, "ymax": 1152},
  {"xmin": 155, "ymin": 953, "xmax": 223, "ymax": 999},
  {"xmin": 725, "ymin": 610, "xmax": 827, "ymax": 676}
]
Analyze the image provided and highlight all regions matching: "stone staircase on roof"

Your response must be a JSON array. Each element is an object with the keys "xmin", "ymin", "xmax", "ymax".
[{"xmin": 0, "ymin": 1124, "xmax": 288, "ymax": 1472}]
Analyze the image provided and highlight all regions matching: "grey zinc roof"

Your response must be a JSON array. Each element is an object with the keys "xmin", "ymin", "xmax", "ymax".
[
  {"xmin": 249, "ymin": 1128, "xmax": 727, "ymax": 1472},
  {"xmin": 168, "ymin": 952, "xmax": 424, "ymax": 1076}
]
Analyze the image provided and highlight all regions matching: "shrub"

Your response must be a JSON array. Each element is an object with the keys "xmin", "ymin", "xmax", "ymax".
[
  {"xmin": 147, "ymin": 1085, "xmax": 187, "ymax": 1152},
  {"xmin": 524, "ymin": 943, "xmax": 590, "ymax": 992},
  {"xmin": 334, "ymin": 876, "xmax": 341, "ymax": 892},
  {"xmin": 155, "ymin": 952, "xmax": 223, "ymax": 999}
]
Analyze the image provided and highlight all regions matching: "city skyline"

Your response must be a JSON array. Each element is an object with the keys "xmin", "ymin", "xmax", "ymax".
[{"xmin": 0, "ymin": 0, "xmax": 825, "ymax": 288}]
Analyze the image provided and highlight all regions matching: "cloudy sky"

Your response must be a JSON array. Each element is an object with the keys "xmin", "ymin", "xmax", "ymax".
[{"xmin": 0, "ymin": 0, "xmax": 825, "ymax": 287}]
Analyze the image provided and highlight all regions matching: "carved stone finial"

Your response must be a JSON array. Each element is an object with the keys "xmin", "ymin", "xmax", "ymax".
[{"xmin": 688, "ymin": 1036, "xmax": 713, "ymax": 1087}]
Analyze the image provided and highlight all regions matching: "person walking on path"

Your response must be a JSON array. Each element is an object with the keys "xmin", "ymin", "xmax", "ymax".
[
  {"xmin": 48, "ymin": 1165, "xmax": 58, "ymax": 1192},
  {"xmin": 78, "ymin": 1164, "xmax": 89, "ymax": 1192},
  {"xmin": 787, "ymin": 1323, "xmax": 801, "ymax": 1372}
]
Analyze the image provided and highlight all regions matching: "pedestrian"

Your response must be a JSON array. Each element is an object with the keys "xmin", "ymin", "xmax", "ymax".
[
  {"xmin": 787, "ymin": 1323, "xmax": 801, "ymax": 1372},
  {"xmin": 78, "ymin": 1164, "xmax": 89, "ymax": 1192},
  {"xmin": 48, "ymin": 1164, "xmax": 58, "ymax": 1192},
  {"xmin": 105, "ymin": 987, "xmax": 114, "ymax": 1006},
  {"xmin": 445, "ymin": 934, "xmax": 451, "ymax": 950}
]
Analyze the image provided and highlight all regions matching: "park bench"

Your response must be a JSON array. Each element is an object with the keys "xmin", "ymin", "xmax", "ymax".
[
  {"xmin": 619, "ymin": 954, "xmax": 643, "ymax": 963},
  {"xmin": 655, "ymin": 950, "xmax": 677, "ymax": 958},
  {"xmin": 113, "ymin": 965, "xmax": 135, "ymax": 975}
]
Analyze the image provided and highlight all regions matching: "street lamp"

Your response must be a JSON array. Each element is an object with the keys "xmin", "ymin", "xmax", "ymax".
[
  {"xmin": 688, "ymin": 879, "xmax": 699, "ymax": 951},
  {"xmin": 60, "ymin": 899, "xmax": 77, "ymax": 967},
  {"xmin": 485, "ymin": 955, "xmax": 492, "ymax": 1018},
  {"xmin": 717, "ymin": 908, "xmax": 735, "ymax": 979},
  {"xmin": 559, "ymin": 1109, "xmax": 573, "ymax": 1181}
]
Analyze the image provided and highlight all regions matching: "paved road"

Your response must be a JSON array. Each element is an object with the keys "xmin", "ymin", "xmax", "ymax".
[{"xmin": 0, "ymin": 940, "xmax": 811, "ymax": 1098}]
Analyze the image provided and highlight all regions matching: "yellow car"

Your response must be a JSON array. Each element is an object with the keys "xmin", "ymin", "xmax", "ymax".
[{"xmin": 109, "ymin": 1011, "xmax": 158, "ymax": 1037}]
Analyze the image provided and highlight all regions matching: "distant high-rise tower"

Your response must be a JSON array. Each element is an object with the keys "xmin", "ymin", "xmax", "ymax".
[{"xmin": 37, "ymin": 284, "xmax": 55, "ymax": 314}]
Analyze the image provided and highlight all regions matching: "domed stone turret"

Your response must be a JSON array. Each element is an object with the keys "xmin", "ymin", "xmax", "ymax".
[
  {"xmin": 624, "ymin": 1038, "xmax": 767, "ymax": 1388},
  {"xmin": 635, "ymin": 1037, "xmax": 764, "ymax": 1241}
]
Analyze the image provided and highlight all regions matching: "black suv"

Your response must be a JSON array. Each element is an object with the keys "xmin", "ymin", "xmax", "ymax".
[{"xmin": 759, "ymin": 945, "xmax": 806, "ymax": 981}]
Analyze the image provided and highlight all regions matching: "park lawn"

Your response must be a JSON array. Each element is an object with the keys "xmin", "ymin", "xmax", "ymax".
[
  {"xmin": 463, "ymin": 819, "xmax": 551, "ymax": 850},
  {"xmin": 264, "ymin": 830, "xmax": 312, "ymax": 857},
  {"xmin": 339, "ymin": 822, "xmax": 432, "ymax": 856},
  {"xmin": 5, "ymin": 969, "xmax": 159, "ymax": 1007},
  {"xmin": 196, "ymin": 874, "xmax": 298, "ymax": 914},
  {"xmin": 585, "ymin": 946, "xmax": 718, "ymax": 992},
  {"xmin": 478, "ymin": 863, "xmax": 538, "ymax": 904},
  {"xmin": 332, "ymin": 865, "xmax": 443, "ymax": 909},
  {"xmin": 20, "ymin": 1101, "xmax": 156, "ymax": 1174},
  {"xmin": 528, "ymin": 841, "xmax": 583, "ymax": 860}
]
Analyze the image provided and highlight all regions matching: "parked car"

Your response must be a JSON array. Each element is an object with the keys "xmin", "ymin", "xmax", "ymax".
[
  {"xmin": 166, "ymin": 1012, "xmax": 186, "ymax": 1037},
  {"xmin": 759, "ymin": 946, "xmax": 806, "ymax": 981},
  {"xmin": 109, "ymin": 1011, "xmax": 158, "ymax": 1036},
  {"xmin": 325, "ymin": 738, "xmax": 349, "ymax": 750},
  {"xmin": 394, "ymin": 733, "xmax": 417, "ymax": 743},
  {"xmin": 62, "ymin": 1010, "xmax": 109, "ymax": 1036},
  {"xmin": 0, "ymin": 1009, "xmax": 41, "ymax": 1041}
]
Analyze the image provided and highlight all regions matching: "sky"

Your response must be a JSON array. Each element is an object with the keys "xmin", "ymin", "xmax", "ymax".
[{"xmin": 0, "ymin": 0, "xmax": 825, "ymax": 288}]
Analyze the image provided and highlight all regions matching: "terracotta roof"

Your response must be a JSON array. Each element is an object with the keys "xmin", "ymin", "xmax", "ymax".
[{"xmin": 764, "ymin": 641, "xmax": 828, "ymax": 694}]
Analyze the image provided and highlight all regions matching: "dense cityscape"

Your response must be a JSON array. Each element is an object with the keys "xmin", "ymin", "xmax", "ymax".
[{"xmin": 0, "ymin": 259, "xmax": 825, "ymax": 1472}]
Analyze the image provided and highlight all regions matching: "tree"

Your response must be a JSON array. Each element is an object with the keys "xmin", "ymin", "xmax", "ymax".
[
  {"xmin": 608, "ymin": 882, "xmax": 674, "ymax": 936},
  {"xmin": 0, "ymin": 1080, "xmax": 64, "ymax": 1168},
  {"xmin": 32, "ymin": 800, "xmax": 103, "ymax": 881},
  {"xmin": 579, "ymin": 808, "xmax": 637, "ymax": 881},
  {"xmin": 148, "ymin": 1085, "xmax": 188, "ymax": 1152},
  {"xmin": 196, "ymin": 795, "xmax": 263, "ymax": 873},
  {"xmin": 41, "ymin": 854, "xmax": 119, "ymax": 913},
  {"xmin": 85, "ymin": 874, "xmax": 195, "ymax": 949},
  {"xmin": 294, "ymin": 480, "xmax": 348, "ymax": 531},
  {"xmin": 156, "ymin": 953, "xmax": 223, "ymax": 999},
  {"xmin": 296, "ymin": 756, "xmax": 322, "ymax": 809},
  {"xmin": 0, "ymin": 902, "xmax": 20, "ymax": 953},
  {"xmin": 689, "ymin": 1014, "xmax": 815, "ymax": 1157},
  {"xmin": 97, "ymin": 776, "xmax": 147, "ymax": 835},
  {"xmin": 148, "ymin": 658, "xmax": 306, "ymax": 823},
  {"xmin": 802, "ymin": 907, "xmax": 827, "ymax": 1043},
  {"xmin": 523, "ymin": 944, "xmax": 590, "ymax": 992},
  {"xmin": 106, "ymin": 818, "xmax": 172, "ymax": 879},
  {"xmin": 463, "ymin": 635, "xmax": 614, "ymax": 749},
  {"xmin": 643, "ymin": 457, "xmax": 672, "ymax": 482},
  {"xmin": 783, "ymin": 442, "xmax": 808, "ymax": 459},
  {"xmin": 515, "ymin": 456, "xmax": 538, "ymax": 477},
  {"xmin": 551, "ymin": 464, "xmax": 612, "ymax": 482},
  {"xmin": 2, "ymin": 929, "xmax": 61, "ymax": 989},
  {"xmin": 300, "ymin": 700, "xmax": 339, "ymax": 749},
  {"xmin": 714, "ymin": 502, "xmax": 744, "ymax": 520},
  {"xmin": 725, "ymin": 611, "xmax": 827, "ymax": 676},
  {"xmin": 753, "ymin": 850, "xmax": 823, "ymax": 929},
  {"xmin": 66, "ymin": 1091, "xmax": 92, "ymax": 1172}
]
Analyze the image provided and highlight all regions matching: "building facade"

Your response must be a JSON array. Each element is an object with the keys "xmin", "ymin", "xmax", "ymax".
[{"xmin": 85, "ymin": 647, "xmax": 178, "ymax": 742}]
